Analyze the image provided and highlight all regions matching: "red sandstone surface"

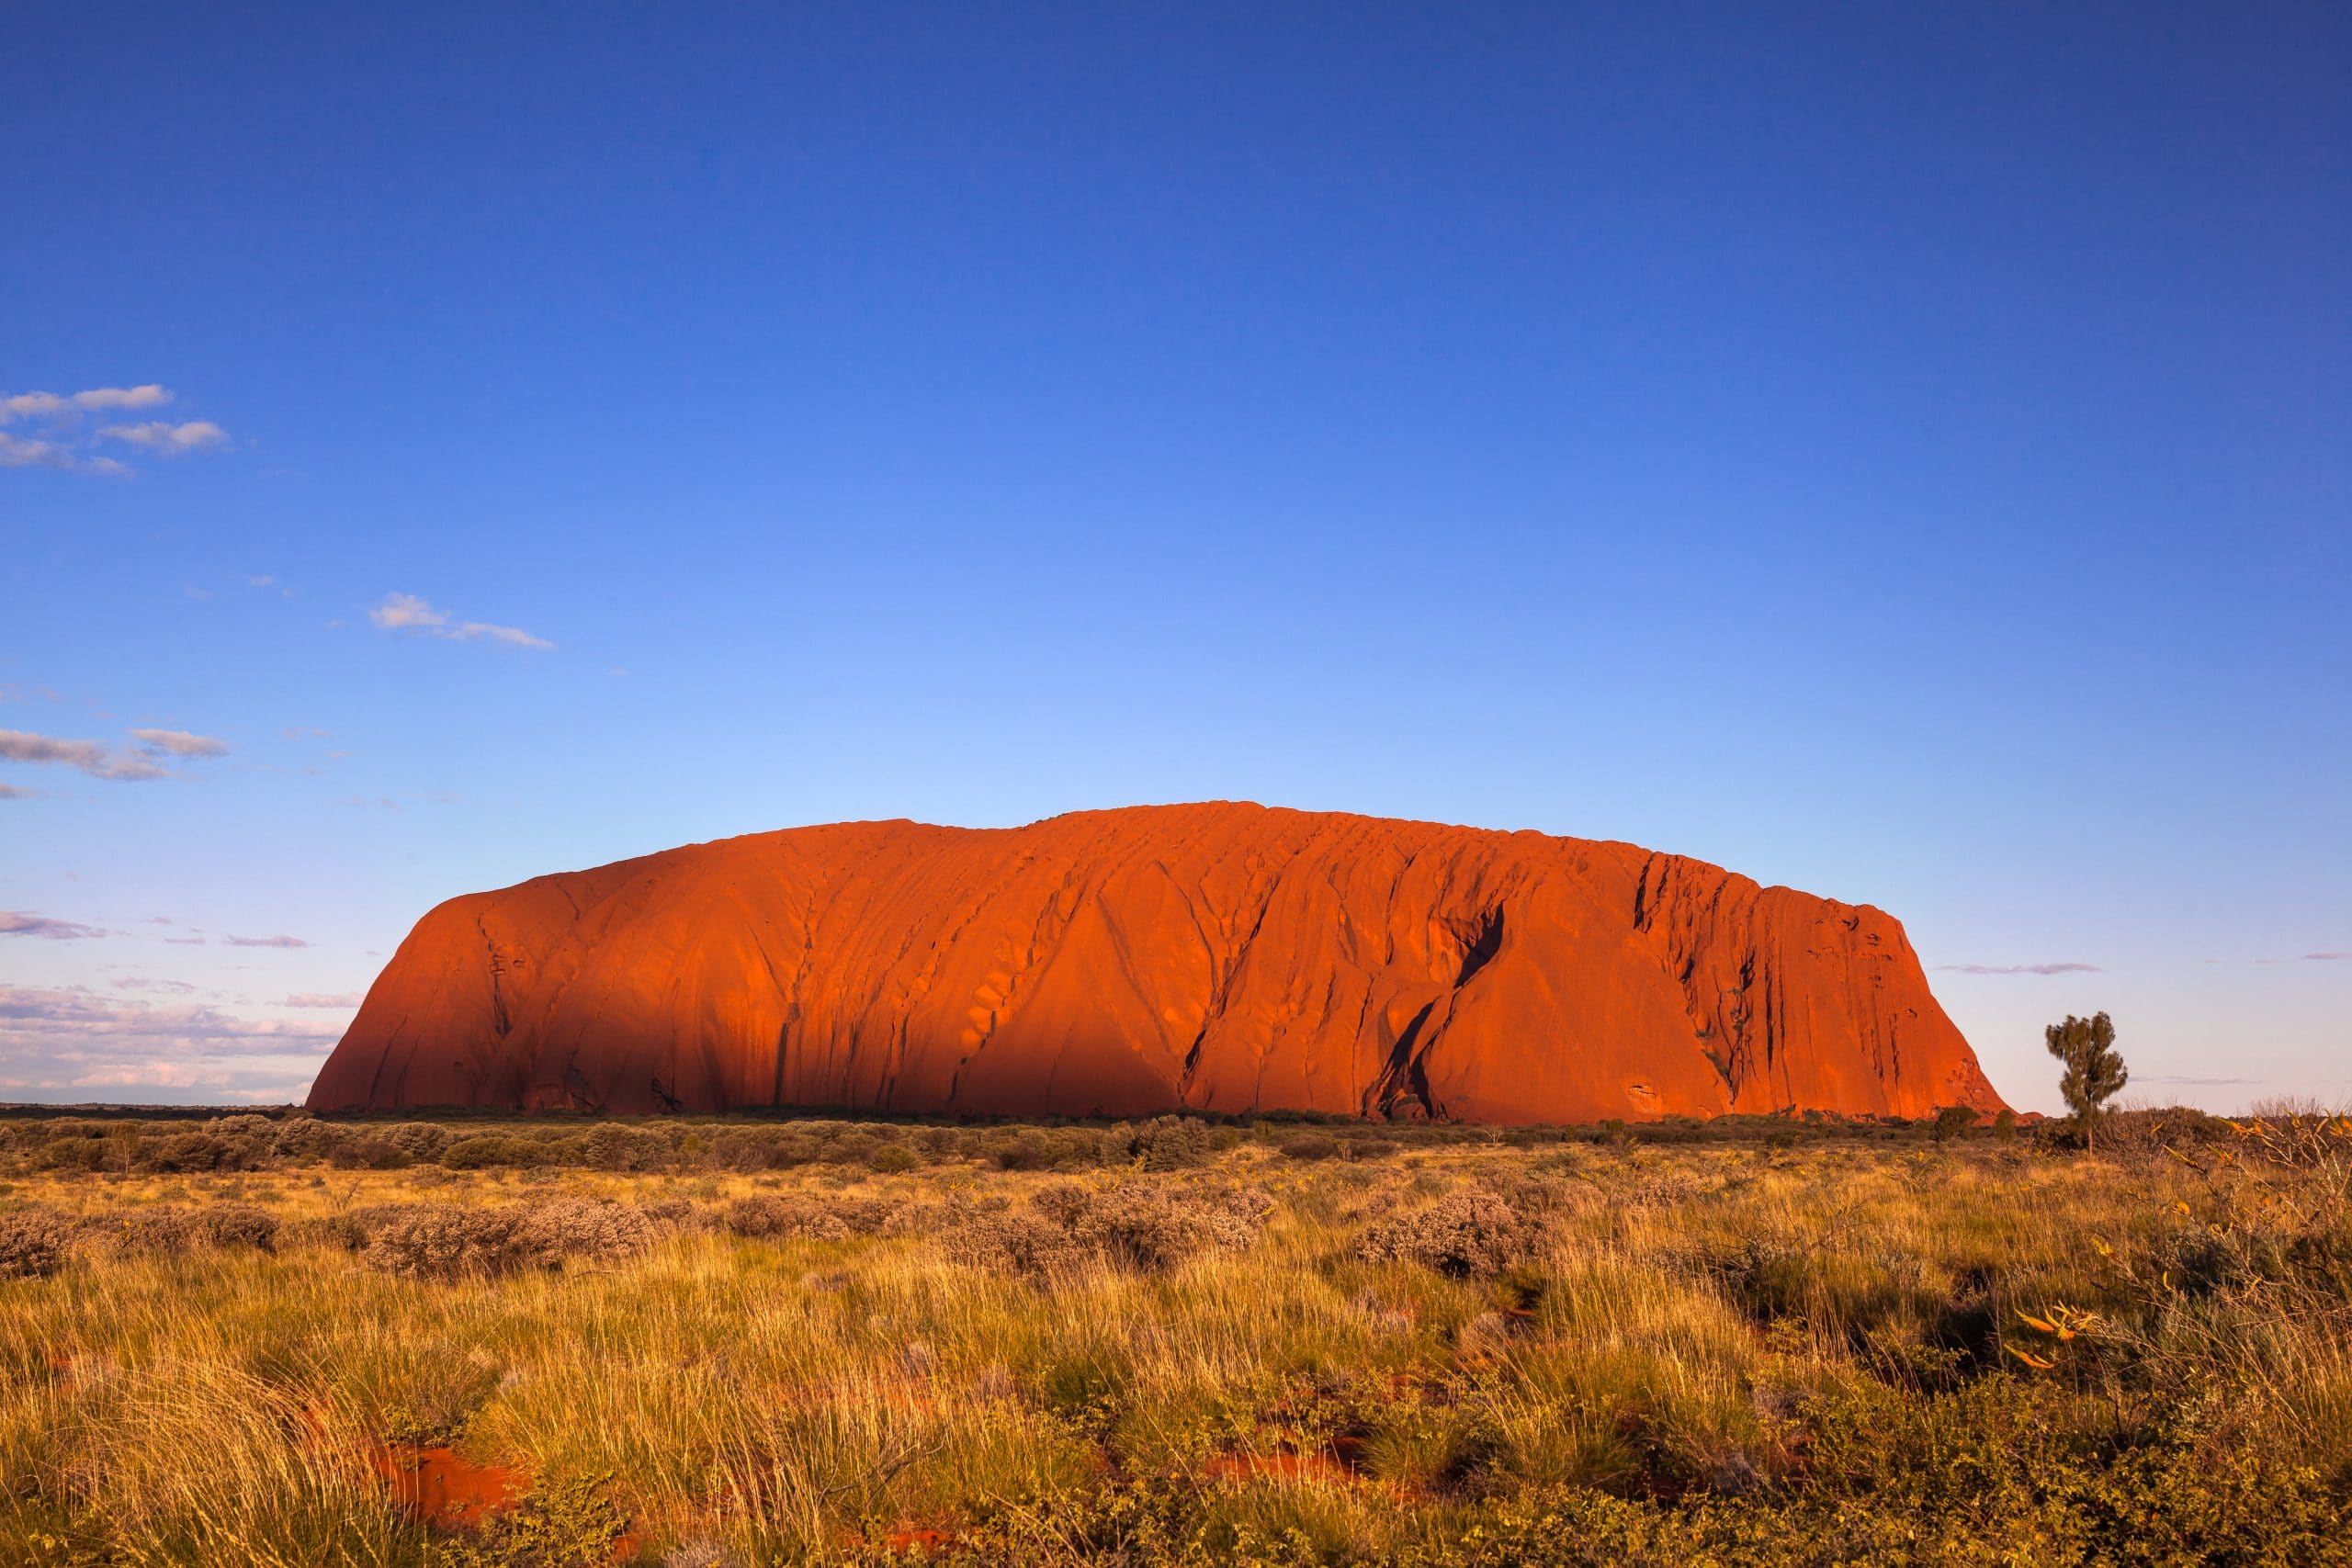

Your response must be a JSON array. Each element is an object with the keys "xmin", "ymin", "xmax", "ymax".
[{"xmin": 305, "ymin": 803, "xmax": 2005, "ymax": 1123}]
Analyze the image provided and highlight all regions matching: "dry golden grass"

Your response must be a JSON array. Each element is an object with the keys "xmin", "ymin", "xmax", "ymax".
[{"xmin": 2, "ymin": 1113, "xmax": 2348, "ymax": 1565}]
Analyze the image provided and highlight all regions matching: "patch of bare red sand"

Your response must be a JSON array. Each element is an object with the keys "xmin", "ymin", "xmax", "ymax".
[
  {"xmin": 840, "ymin": 1523, "xmax": 958, "ymax": 1557},
  {"xmin": 363, "ymin": 1439, "xmax": 642, "ymax": 1562},
  {"xmin": 1204, "ymin": 1441, "xmax": 1430, "ymax": 1502},
  {"xmin": 1204, "ymin": 1450, "xmax": 1359, "ymax": 1486},
  {"xmin": 296, "ymin": 1404, "xmax": 637, "ymax": 1556},
  {"xmin": 886, "ymin": 1525, "xmax": 955, "ymax": 1552},
  {"xmin": 365, "ymin": 1442, "xmax": 528, "ymax": 1530}
]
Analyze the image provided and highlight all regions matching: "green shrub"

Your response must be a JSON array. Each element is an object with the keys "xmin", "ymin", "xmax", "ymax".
[
  {"xmin": 267, "ymin": 1117, "xmax": 347, "ymax": 1163},
  {"xmin": 439, "ymin": 1135, "xmax": 544, "ymax": 1170},
  {"xmin": 1129, "ymin": 1115, "xmax": 1215, "ymax": 1171},
  {"xmin": 387, "ymin": 1122, "xmax": 455, "ymax": 1161},
  {"xmin": 33, "ymin": 1137, "xmax": 107, "ymax": 1173},
  {"xmin": 326, "ymin": 1134, "xmax": 411, "ymax": 1170},
  {"xmin": 990, "ymin": 1132, "xmax": 1055, "ymax": 1171}
]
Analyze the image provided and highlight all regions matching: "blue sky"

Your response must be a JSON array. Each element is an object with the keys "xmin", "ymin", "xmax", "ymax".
[{"xmin": 4, "ymin": 2, "xmax": 2346, "ymax": 1111}]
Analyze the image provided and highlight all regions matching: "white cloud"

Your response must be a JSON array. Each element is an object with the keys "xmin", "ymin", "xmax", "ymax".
[
  {"xmin": 368, "ymin": 592, "xmax": 552, "ymax": 650},
  {"xmin": 97, "ymin": 420, "xmax": 231, "ymax": 455},
  {"xmin": 1936, "ymin": 962, "xmax": 2102, "ymax": 976},
  {"xmin": 0, "ymin": 728, "xmax": 169, "ymax": 780},
  {"xmin": 71, "ymin": 385, "xmax": 172, "ymax": 413},
  {"xmin": 129, "ymin": 728, "xmax": 230, "ymax": 758},
  {"xmin": 284, "ymin": 992, "xmax": 361, "ymax": 1009},
  {"xmin": 224, "ymin": 933, "xmax": 308, "ymax": 949},
  {"xmin": 0, "ymin": 386, "xmax": 224, "ymax": 476},
  {"xmin": 0, "ymin": 783, "xmax": 44, "ymax": 800},
  {"xmin": 1, "ymin": 724, "xmax": 232, "ymax": 781},
  {"xmin": 0, "ymin": 392, "xmax": 71, "ymax": 422},
  {"xmin": 0, "ymin": 984, "xmax": 342, "ymax": 1102},
  {"xmin": 1, "ymin": 911, "xmax": 105, "ymax": 940},
  {"xmin": 71, "ymin": 1062, "xmax": 214, "ymax": 1089},
  {"xmin": 0, "ymin": 432, "xmax": 131, "ymax": 474},
  {"xmin": 467, "ymin": 623, "xmax": 552, "ymax": 649},
  {"xmin": 0, "ymin": 984, "xmax": 341, "ymax": 1047},
  {"xmin": 368, "ymin": 592, "xmax": 447, "ymax": 633},
  {"xmin": 0, "ymin": 385, "xmax": 170, "ymax": 422}
]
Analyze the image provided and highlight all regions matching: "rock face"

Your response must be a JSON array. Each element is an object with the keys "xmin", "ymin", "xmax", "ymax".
[{"xmin": 305, "ymin": 803, "xmax": 2006, "ymax": 1122}]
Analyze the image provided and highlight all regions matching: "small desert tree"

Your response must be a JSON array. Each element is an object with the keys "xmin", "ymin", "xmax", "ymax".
[
  {"xmin": 1931, "ymin": 1105, "xmax": 1979, "ymax": 1144},
  {"xmin": 2045, "ymin": 1011, "xmax": 2127, "ymax": 1151}
]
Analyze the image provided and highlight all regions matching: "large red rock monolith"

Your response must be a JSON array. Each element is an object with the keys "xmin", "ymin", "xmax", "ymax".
[{"xmin": 305, "ymin": 803, "xmax": 2005, "ymax": 1122}]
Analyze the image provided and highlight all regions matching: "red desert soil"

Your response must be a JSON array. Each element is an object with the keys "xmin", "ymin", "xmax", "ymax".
[
  {"xmin": 364, "ymin": 1442, "xmax": 526, "ymax": 1530},
  {"xmin": 307, "ymin": 802, "xmax": 2005, "ymax": 1123},
  {"xmin": 364, "ymin": 1441, "xmax": 641, "ymax": 1560}
]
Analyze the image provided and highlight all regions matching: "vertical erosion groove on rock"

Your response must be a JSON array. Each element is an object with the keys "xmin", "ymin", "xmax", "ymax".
[{"xmin": 306, "ymin": 802, "xmax": 2007, "ymax": 1122}]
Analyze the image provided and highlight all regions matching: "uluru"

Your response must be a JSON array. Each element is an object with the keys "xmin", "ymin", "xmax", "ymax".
[{"xmin": 305, "ymin": 803, "xmax": 2007, "ymax": 1123}]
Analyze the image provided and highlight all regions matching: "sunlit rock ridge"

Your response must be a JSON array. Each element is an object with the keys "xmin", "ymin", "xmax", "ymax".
[{"xmin": 305, "ymin": 803, "xmax": 2006, "ymax": 1122}]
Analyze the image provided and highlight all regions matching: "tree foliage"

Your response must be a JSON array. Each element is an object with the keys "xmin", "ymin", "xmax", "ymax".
[{"xmin": 2046, "ymin": 1011, "xmax": 2128, "ymax": 1149}]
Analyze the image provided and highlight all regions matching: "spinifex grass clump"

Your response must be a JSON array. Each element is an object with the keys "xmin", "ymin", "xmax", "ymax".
[
  {"xmin": 356, "ymin": 1197, "xmax": 664, "ymax": 1280},
  {"xmin": 1, "ymin": 1112, "xmax": 2347, "ymax": 1565},
  {"xmin": 1356, "ymin": 1172, "xmax": 1575, "ymax": 1277},
  {"xmin": 105, "ymin": 1201, "xmax": 282, "ymax": 1256}
]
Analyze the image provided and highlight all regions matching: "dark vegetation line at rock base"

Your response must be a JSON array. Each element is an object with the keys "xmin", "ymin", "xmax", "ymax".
[{"xmin": 0, "ymin": 1101, "xmax": 2060, "ymax": 1178}]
